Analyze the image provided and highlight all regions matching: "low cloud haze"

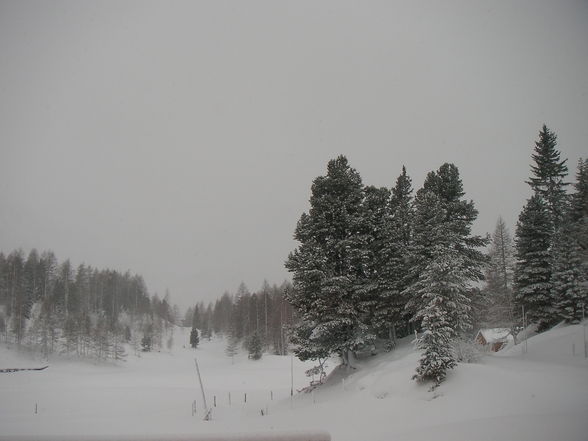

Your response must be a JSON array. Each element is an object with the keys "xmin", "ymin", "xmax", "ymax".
[{"xmin": 1, "ymin": 0, "xmax": 587, "ymax": 308}]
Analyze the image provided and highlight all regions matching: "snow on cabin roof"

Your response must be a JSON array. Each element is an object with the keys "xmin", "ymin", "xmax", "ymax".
[{"xmin": 477, "ymin": 328, "xmax": 512, "ymax": 343}]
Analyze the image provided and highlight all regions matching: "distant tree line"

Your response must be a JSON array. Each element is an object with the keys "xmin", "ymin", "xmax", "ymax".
[
  {"xmin": 0, "ymin": 250, "xmax": 178, "ymax": 360},
  {"xmin": 184, "ymin": 280, "xmax": 295, "ymax": 359}
]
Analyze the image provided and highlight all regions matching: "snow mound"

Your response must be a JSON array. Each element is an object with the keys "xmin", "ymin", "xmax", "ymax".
[
  {"xmin": 278, "ymin": 325, "xmax": 588, "ymax": 441},
  {"xmin": 500, "ymin": 321, "xmax": 588, "ymax": 363}
]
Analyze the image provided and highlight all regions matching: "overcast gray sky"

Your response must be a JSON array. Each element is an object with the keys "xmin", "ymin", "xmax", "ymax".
[{"xmin": 1, "ymin": 0, "xmax": 587, "ymax": 309}]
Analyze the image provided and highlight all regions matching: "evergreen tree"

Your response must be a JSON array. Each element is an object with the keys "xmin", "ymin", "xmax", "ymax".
[
  {"xmin": 514, "ymin": 195, "xmax": 553, "ymax": 330},
  {"xmin": 141, "ymin": 331, "xmax": 153, "ymax": 352},
  {"xmin": 225, "ymin": 328, "xmax": 239, "ymax": 363},
  {"xmin": 191, "ymin": 306, "xmax": 200, "ymax": 330},
  {"xmin": 23, "ymin": 249, "xmax": 40, "ymax": 310},
  {"xmin": 526, "ymin": 125, "xmax": 569, "ymax": 231},
  {"xmin": 38, "ymin": 251, "xmax": 57, "ymax": 301},
  {"xmin": 412, "ymin": 249, "xmax": 471, "ymax": 386},
  {"xmin": 569, "ymin": 159, "xmax": 588, "ymax": 261},
  {"xmin": 288, "ymin": 318, "xmax": 331, "ymax": 363},
  {"xmin": 551, "ymin": 159, "xmax": 588, "ymax": 322},
  {"xmin": 406, "ymin": 164, "xmax": 486, "ymax": 319},
  {"xmin": 358, "ymin": 185, "xmax": 392, "ymax": 340},
  {"xmin": 183, "ymin": 306, "xmax": 194, "ymax": 327},
  {"xmin": 112, "ymin": 322, "xmax": 127, "ymax": 361},
  {"xmin": 260, "ymin": 280, "xmax": 271, "ymax": 348},
  {"xmin": 94, "ymin": 314, "xmax": 113, "ymax": 359},
  {"xmin": 421, "ymin": 163, "xmax": 488, "ymax": 278},
  {"xmin": 201, "ymin": 304, "xmax": 213, "ymax": 340},
  {"xmin": 371, "ymin": 166, "xmax": 414, "ymax": 346},
  {"xmin": 233, "ymin": 283, "xmax": 250, "ymax": 339},
  {"xmin": 405, "ymin": 191, "xmax": 473, "ymax": 386},
  {"xmin": 56, "ymin": 260, "xmax": 73, "ymax": 319},
  {"xmin": 63, "ymin": 315, "xmax": 81, "ymax": 355},
  {"xmin": 247, "ymin": 331, "xmax": 263, "ymax": 360},
  {"xmin": 190, "ymin": 327, "xmax": 200, "ymax": 348},
  {"xmin": 405, "ymin": 164, "xmax": 485, "ymax": 385},
  {"xmin": 286, "ymin": 155, "xmax": 370, "ymax": 367},
  {"xmin": 7, "ymin": 250, "xmax": 26, "ymax": 344},
  {"xmin": 551, "ymin": 220, "xmax": 586, "ymax": 323}
]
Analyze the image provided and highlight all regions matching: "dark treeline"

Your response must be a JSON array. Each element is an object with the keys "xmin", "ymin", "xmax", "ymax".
[
  {"xmin": 184, "ymin": 281, "xmax": 295, "ymax": 358},
  {"xmin": 0, "ymin": 250, "xmax": 177, "ymax": 360}
]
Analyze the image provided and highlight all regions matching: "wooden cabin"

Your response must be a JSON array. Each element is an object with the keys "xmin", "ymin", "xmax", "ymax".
[{"xmin": 475, "ymin": 328, "xmax": 513, "ymax": 352}]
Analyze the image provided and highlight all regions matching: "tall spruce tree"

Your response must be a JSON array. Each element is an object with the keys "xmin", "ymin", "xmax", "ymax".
[
  {"xmin": 372, "ymin": 166, "xmax": 414, "ymax": 346},
  {"xmin": 514, "ymin": 195, "xmax": 553, "ymax": 330},
  {"xmin": 247, "ymin": 331, "xmax": 263, "ymax": 360},
  {"xmin": 551, "ymin": 220, "xmax": 586, "ymax": 323},
  {"xmin": 406, "ymin": 163, "xmax": 486, "ymax": 318},
  {"xmin": 190, "ymin": 306, "xmax": 200, "ymax": 349},
  {"xmin": 551, "ymin": 159, "xmax": 588, "ymax": 322},
  {"xmin": 190, "ymin": 327, "xmax": 199, "ymax": 348},
  {"xmin": 569, "ymin": 159, "xmax": 588, "ymax": 259},
  {"xmin": 515, "ymin": 126, "xmax": 572, "ymax": 330},
  {"xmin": 286, "ymin": 155, "xmax": 370, "ymax": 367},
  {"xmin": 405, "ymin": 191, "xmax": 473, "ymax": 386},
  {"xmin": 405, "ymin": 164, "xmax": 485, "ymax": 385},
  {"xmin": 526, "ymin": 125, "xmax": 569, "ymax": 231},
  {"xmin": 421, "ymin": 163, "xmax": 488, "ymax": 276},
  {"xmin": 358, "ymin": 185, "xmax": 392, "ymax": 341}
]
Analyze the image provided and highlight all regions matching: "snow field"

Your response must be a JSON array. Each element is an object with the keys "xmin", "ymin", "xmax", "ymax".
[
  {"xmin": 0, "ymin": 329, "xmax": 323, "ymax": 437},
  {"xmin": 1, "ymin": 324, "xmax": 588, "ymax": 441}
]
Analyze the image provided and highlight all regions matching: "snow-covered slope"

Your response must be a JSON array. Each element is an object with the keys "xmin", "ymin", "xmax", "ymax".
[{"xmin": 1, "ymin": 324, "xmax": 587, "ymax": 441}]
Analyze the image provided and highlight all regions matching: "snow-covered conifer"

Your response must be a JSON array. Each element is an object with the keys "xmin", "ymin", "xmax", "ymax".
[
  {"xmin": 551, "ymin": 159, "xmax": 588, "ymax": 322},
  {"xmin": 225, "ymin": 329, "xmax": 239, "ymax": 363},
  {"xmin": 247, "ymin": 332, "xmax": 263, "ymax": 360},
  {"xmin": 405, "ymin": 190, "xmax": 473, "ymax": 385},
  {"xmin": 358, "ymin": 185, "xmax": 392, "ymax": 340},
  {"xmin": 421, "ymin": 163, "xmax": 488, "ymax": 277},
  {"xmin": 412, "ymin": 249, "xmax": 471, "ymax": 386},
  {"xmin": 405, "ymin": 164, "xmax": 485, "ymax": 385},
  {"xmin": 569, "ymin": 159, "xmax": 588, "ymax": 265},
  {"xmin": 551, "ymin": 221, "xmax": 586, "ymax": 323},
  {"xmin": 190, "ymin": 327, "xmax": 200, "ymax": 348},
  {"xmin": 514, "ymin": 195, "xmax": 552, "ymax": 330},
  {"xmin": 526, "ymin": 125, "xmax": 569, "ymax": 231},
  {"xmin": 286, "ymin": 155, "xmax": 371, "ymax": 367},
  {"xmin": 371, "ymin": 166, "xmax": 414, "ymax": 346}
]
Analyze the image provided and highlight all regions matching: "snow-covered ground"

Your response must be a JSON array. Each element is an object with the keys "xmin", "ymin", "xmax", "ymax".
[{"xmin": 1, "ymin": 324, "xmax": 587, "ymax": 441}]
